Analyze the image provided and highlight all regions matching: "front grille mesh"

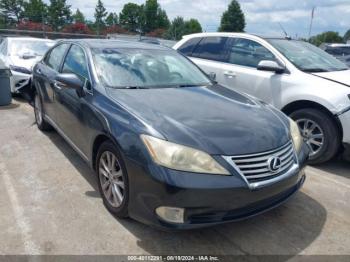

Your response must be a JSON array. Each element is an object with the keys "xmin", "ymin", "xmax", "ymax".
[{"xmin": 228, "ymin": 141, "xmax": 296, "ymax": 183}]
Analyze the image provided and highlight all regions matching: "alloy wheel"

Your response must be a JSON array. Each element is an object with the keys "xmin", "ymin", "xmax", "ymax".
[
  {"xmin": 99, "ymin": 151, "xmax": 125, "ymax": 208},
  {"xmin": 296, "ymin": 119, "xmax": 324, "ymax": 157}
]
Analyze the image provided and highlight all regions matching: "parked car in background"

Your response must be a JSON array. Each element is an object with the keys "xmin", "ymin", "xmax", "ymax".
[
  {"xmin": 320, "ymin": 43, "xmax": 350, "ymax": 66},
  {"xmin": 174, "ymin": 33, "xmax": 350, "ymax": 164},
  {"xmin": 0, "ymin": 37, "xmax": 55, "ymax": 94},
  {"xmin": 31, "ymin": 39, "xmax": 308, "ymax": 229}
]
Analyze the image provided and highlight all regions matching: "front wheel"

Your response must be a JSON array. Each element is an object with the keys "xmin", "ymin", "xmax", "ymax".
[
  {"xmin": 96, "ymin": 141, "xmax": 129, "ymax": 218},
  {"xmin": 290, "ymin": 108, "xmax": 340, "ymax": 164}
]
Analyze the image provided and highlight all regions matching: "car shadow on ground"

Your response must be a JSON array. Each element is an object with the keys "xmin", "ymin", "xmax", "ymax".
[
  {"xmin": 315, "ymin": 158, "xmax": 350, "ymax": 180},
  {"xmin": 43, "ymin": 129, "xmax": 327, "ymax": 258}
]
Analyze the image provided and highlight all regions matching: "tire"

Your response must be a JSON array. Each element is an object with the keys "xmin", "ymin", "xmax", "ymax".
[
  {"xmin": 290, "ymin": 108, "xmax": 340, "ymax": 164},
  {"xmin": 34, "ymin": 92, "xmax": 52, "ymax": 131},
  {"xmin": 96, "ymin": 141, "xmax": 129, "ymax": 218}
]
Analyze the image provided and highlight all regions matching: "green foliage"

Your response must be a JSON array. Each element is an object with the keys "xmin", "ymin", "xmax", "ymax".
[
  {"xmin": 219, "ymin": 0, "xmax": 245, "ymax": 32},
  {"xmin": 119, "ymin": 2, "xmax": 142, "ymax": 32},
  {"xmin": 23, "ymin": 0, "xmax": 47, "ymax": 23},
  {"xmin": 184, "ymin": 19, "xmax": 202, "ymax": 35},
  {"xmin": 142, "ymin": 0, "xmax": 169, "ymax": 33},
  {"xmin": 94, "ymin": 0, "xmax": 107, "ymax": 34},
  {"xmin": 309, "ymin": 31, "xmax": 344, "ymax": 46},
  {"xmin": 344, "ymin": 29, "xmax": 350, "ymax": 42},
  {"xmin": 106, "ymin": 12, "xmax": 118, "ymax": 26},
  {"xmin": 165, "ymin": 16, "xmax": 202, "ymax": 40},
  {"xmin": 0, "ymin": 0, "xmax": 24, "ymax": 24},
  {"xmin": 47, "ymin": 0, "xmax": 72, "ymax": 31},
  {"xmin": 73, "ymin": 8, "xmax": 85, "ymax": 23}
]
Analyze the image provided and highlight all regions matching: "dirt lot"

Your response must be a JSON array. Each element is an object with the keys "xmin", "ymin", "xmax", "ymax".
[{"xmin": 0, "ymin": 99, "xmax": 349, "ymax": 256}]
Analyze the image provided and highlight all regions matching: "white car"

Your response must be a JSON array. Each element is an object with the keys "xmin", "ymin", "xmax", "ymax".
[
  {"xmin": 0, "ymin": 37, "xmax": 55, "ymax": 94},
  {"xmin": 174, "ymin": 33, "xmax": 350, "ymax": 164}
]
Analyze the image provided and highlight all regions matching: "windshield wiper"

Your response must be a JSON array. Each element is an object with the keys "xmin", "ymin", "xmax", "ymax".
[
  {"xmin": 174, "ymin": 83, "xmax": 211, "ymax": 88},
  {"xmin": 108, "ymin": 86, "xmax": 149, "ymax": 89},
  {"xmin": 302, "ymin": 68, "xmax": 329, "ymax": 73}
]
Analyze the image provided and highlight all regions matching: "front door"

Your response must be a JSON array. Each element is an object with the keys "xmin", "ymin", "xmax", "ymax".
[{"xmin": 55, "ymin": 44, "xmax": 91, "ymax": 156}]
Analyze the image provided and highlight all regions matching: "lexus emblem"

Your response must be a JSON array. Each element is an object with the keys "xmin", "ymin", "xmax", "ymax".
[{"xmin": 268, "ymin": 156, "xmax": 282, "ymax": 172}]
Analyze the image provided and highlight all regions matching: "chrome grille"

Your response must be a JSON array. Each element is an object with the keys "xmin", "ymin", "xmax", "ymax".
[{"xmin": 225, "ymin": 141, "xmax": 296, "ymax": 183}]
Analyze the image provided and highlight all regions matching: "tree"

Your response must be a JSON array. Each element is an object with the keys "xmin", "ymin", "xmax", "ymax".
[
  {"xmin": 184, "ymin": 19, "xmax": 202, "ymax": 35},
  {"xmin": 309, "ymin": 31, "xmax": 344, "ymax": 46},
  {"xmin": 73, "ymin": 8, "xmax": 85, "ymax": 23},
  {"xmin": 94, "ymin": 0, "xmax": 107, "ymax": 35},
  {"xmin": 219, "ymin": 0, "xmax": 245, "ymax": 32},
  {"xmin": 142, "ymin": 0, "xmax": 169, "ymax": 33},
  {"xmin": 119, "ymin": 3, "xmax": 142, "ymax": 33},
  {"xmin": 47, "ymin": 0, "xmax": 72, "ymax": 31},
  {"xmin": 106, "ymin": 12, "xmax": 118, "ymax": 27},
  {"xmin": 344, "ymin": 29, "xmax": 350, "ymax": 42},
  {"xmin": 165, "ymin": 16, "xmax": 185, "ymax": 40},
  {"xmin": 23, "ymin": 0, "xmax": 47, "ymax": 23},
  {"xmin": 0, "ymin": 0, "xmax": 24, "ymax": 25}
]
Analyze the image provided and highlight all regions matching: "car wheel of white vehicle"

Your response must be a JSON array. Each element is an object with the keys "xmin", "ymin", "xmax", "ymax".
[
  {"xmin": 96, "ymin": 141, "xmax": 129, "ymax": 218},
  {"xmin": 290, "ymin": 108, "xmax": 340, "ymax": 164},
  {"xmin": 34, "ymin": 93, "xmax": 51, "ymax": 131}
]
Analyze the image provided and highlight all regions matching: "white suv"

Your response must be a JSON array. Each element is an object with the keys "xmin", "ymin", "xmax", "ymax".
[{"xmin": 174, "ymin": 33, "xmax": 350, "ymax": 164}]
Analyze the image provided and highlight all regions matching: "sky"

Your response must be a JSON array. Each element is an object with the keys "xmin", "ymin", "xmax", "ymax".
[{"xmin": 63, "ymin": 0, "xmax": 350, "ymax": 38}]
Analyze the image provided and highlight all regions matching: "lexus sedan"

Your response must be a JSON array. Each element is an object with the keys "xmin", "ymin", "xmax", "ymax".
[
  {"xmin": 0, "ymin": 37, "xmax": 55, "ymax": 94},
  {"xmin": 32, "ymin": 39, "xmax": 308, "ymax": 229}
]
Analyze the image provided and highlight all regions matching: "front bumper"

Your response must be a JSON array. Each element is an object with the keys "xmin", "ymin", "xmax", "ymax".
[
  {"xmin": 125, "ymin": 143, "xmax": 309, "ymax": 230},
  {"xmin": 9, "ymin": 71, "xmax": 31, "ymax": 93}
]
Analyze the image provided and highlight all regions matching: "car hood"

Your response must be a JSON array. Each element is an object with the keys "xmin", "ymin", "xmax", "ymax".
[
  {"xmin": 313, "ymin": 69, "xmax": 350, "ymax": 86},
  {"xmin": 106, "ymin": 85, "xmax": 290, "ymax": 155},
  {"xmin": 9, "ymin": 55, "xmax": 43, "ymax": 71}
]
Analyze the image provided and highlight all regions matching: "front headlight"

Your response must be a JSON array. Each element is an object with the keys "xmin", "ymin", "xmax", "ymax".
[
  {"xmin": 141, "ymin": 135, "xmax": 230, "ymax": 175},
  {"xmin": 289, "ymin": 118, "xmax": 302, "ymax": 153}
]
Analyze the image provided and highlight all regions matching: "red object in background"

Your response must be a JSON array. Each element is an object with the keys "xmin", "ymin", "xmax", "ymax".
[
  {"xmin": 61, "ymin": 22, "xmax": 93, "ymax": 35},
  {"xmin": 17, "ymin": 21, "xmax": 53, "ymax": 32}
]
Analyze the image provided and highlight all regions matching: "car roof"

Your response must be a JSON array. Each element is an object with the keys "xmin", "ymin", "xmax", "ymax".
[
  {"xmin": 181, "ymin": 32, "xmax": 292, "ymax": 42},
  {"xmin": 59, "ymin": 39, "xmax": 171, "ymax": 51},
  {"xmin": 6, "ymin": 37, "xmax": 54, "ymax": 42}
]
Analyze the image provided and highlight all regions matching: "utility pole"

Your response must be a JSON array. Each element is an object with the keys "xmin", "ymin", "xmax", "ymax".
[{"xmin": 308, "ymin": 7, "xmax": 316, "ymax": 39}]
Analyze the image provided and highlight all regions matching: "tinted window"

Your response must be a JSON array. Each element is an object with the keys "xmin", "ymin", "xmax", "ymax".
[
  {"xmin": 178, "ymin": 37, "xmax": 201, "ymax": 56},
  {"xmin": 193, "ymin": 37, "xmax": 228, "ymax": 62},
  {"xmin": 62, "ymin": 45, "xmax": 89, "ymax": 80},
  {"xmin": 229, "ymin": 38, "xmax": 276, "ymax": 68},
  {"xmin": 46, "ymin": 44, "xmax": 69, "ymax": 71}
]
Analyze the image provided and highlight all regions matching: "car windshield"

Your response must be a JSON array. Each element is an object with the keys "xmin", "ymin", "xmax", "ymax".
[
  {"xmin": 268, "ymin": 39, "xmax": 349, "ymax": 72},
  {"xmin": 91, "ymin": 48, "xmax": 211, "ymax": 88},
  {"xmin": 10, "ymin": 40, "xmax": 55, "ymax": 57}
]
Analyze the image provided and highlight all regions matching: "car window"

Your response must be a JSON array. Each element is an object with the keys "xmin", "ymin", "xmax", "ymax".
[
  {"xmin": 177, "ymin": 37, "xmax": 202, "ymax": 56},
  {"xmin": 228, "ymin": 38, "xmax": 276, "ymax": 68},
  {"xmin": 192, "ymin": 37, "xmax": 228, "ymax": 62},
  {"xmin": 46, "ymin": 44, "xmax": 70, "ymax": 71},
  {"xmin": 62, "ymin": 45, "xmax": 89, "ymax": 80},
  {"xmin": 0, "ymin": 40, "xmax": 7, "ymax": 56}
]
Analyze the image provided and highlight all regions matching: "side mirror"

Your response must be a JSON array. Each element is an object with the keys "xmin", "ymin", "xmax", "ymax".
[
  {"xmin": 55, "ymin": 73, "xmax": 86, "ymax": 97},
  {"xmin": 208, "ymin": 72, "xmax": 217, "ymax": 81},
  {"xmin": 257, "ymin": 60, "xmax": 285, "ymax": 74}
]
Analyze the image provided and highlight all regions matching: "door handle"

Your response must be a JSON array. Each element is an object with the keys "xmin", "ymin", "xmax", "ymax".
[
  {"xmin": 36, "ymin": 68, "xmax": 42, "ymax": 75},
  {"xmin": 224, "ymin": 71, "xmax": 237, "ymax": 78},
  {"xmin": 53, "ymin": 81, "xmax": 63, "ymax": 90}
]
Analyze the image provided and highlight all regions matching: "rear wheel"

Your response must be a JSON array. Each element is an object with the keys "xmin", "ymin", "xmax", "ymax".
[
  {"xmin": 96, "ymin": 141, "xmax": 129, "ymax": 218},
  {"xmin": 34, "ymin": 92, "xmax": 52, "ymax": 131},
  {"xmin": 290, "ymin": 108, "xmax": 340, "ymax": 164}
]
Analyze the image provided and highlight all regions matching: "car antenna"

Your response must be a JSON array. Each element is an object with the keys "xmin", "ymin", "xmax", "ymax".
[{"xmin": 278, "ymin": 23, "xmax": 291, "ymax": 40}]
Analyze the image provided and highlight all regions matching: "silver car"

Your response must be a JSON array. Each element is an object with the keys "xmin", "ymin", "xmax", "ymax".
[
  {"xmin": 174, "ymin": 33, "xmax": 350, "ymax": 164},
  {"xmin": 0, "ymin": 37, "xmax": 55, "ymax": 94}
]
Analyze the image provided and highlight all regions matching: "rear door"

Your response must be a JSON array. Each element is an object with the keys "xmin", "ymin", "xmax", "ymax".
[
  {"xmin": 33, "ymin": 43, "xmax": 70, "ymax": 122},
  {"xmin": 189, "ymin": 37, "xmax": 231, "ymax": 83}
]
